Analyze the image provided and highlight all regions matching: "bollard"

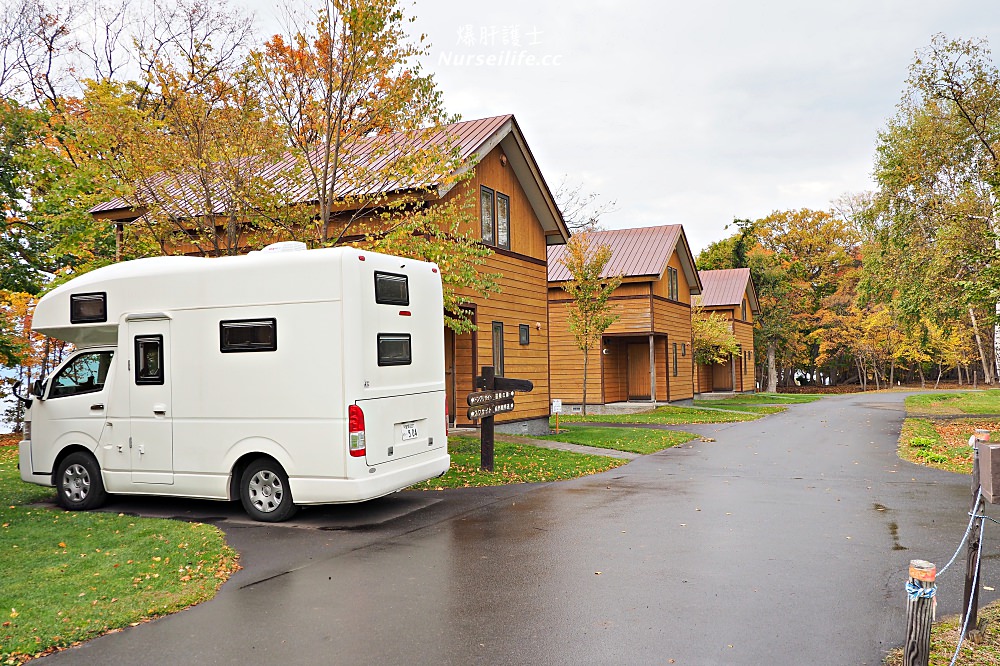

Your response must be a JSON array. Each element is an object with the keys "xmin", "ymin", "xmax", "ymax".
[{"xmin": 904, "ymin": 559, "xmax": 936, "ymax": 666}]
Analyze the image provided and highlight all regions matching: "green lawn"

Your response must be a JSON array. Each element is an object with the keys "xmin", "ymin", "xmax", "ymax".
[
  {"xmin": 905, "ymin": 390, "xmax": 1000, "ymax": 416},
  {"xmin": 0, "ymin": 440, "xmax": 238, "ymax": 665},
  {"xmin": 897, "ymin": 418, "xmax": 975, "ymax": 474},
  {"xmin": 553, "ymin": 405, "xmax": 761, "ymax": 426},
  {"xmin": 407, "ymin": 435, "xmax": 626, "ymax": 490},
  {"xmin": 528, "ymin": 426, "xmax": 698, "ymax": 454}
]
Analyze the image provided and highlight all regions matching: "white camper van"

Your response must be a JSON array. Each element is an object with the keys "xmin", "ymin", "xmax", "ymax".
[{"xmin": 17, "ymin": 245, "xmax": 450, "ymax": 521}]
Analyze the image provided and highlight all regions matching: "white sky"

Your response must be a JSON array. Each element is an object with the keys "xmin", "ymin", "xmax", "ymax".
[{"xmin": 248, "ymin": 1, "xmax": 1000, "ymax": 253}]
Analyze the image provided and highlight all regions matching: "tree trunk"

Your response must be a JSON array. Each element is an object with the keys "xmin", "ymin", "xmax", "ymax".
[
  {"xmin": 934, "ymin": 363, "xmax": 942, "ymax": 389},
  {"xmin": 889, "ymin": 360, "xmax": 895, "ymax": 388},
  {"xmin": 970, "ymin": 306, "xmax": 994, "ymax": 384},
  {"xmin": 918, "ymin": 365, "xmax": 925, "ymax": 389},
  {"xmin": 581, "ymin": 348, "xmax": 589, "ymax": 416},
  {"xmin": 766, "ymin": 342, "xmax": 778, "ymax": 393}
]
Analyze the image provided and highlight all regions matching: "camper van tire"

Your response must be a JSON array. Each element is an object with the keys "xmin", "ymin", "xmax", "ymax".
[
  {"xmin": 55, "ymin": 451, "xmax": 108, "ymax": 511},
  {"xmin": 240, "ymin": 458, "xmax": 298, "ymax": 522}
]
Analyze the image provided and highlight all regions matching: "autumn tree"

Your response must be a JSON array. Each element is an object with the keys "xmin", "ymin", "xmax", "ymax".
[
  {"xmin": 252, "ymin": 0, "xmax": 461, "ymax": 246},
  {"xmin": 691, "ymin": 305, "xmax": 739, "ymax": 365},
  {"xmin": 560, "ymin": 232, "xmax": 622, "ymax": 415}
]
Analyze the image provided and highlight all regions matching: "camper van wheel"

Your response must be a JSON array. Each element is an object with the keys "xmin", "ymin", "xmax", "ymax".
[
  {"xmin": 55, "ymin": 452, "xmax": 108, "ymax": 511},
  {"xmin": 240, "ymin": 459, "xmax": 298, "ymax": 522}
]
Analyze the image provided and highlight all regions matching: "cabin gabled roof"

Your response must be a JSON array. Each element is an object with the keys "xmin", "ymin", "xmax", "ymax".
[
  {"xmin": 696, "ymin": 268, "xmax": 760, "ymax": 313},
  {"xmin": 90, "ymin": 114, "xmax": 570, "ymax": 245},
  {"xmin": 546, "ymin": 225, "xmax": 702, "ymax": 295}
]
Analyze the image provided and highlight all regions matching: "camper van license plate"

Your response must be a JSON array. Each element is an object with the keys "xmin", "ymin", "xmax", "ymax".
[{"xmin": 401, "ymin": 422, "xmax": 418, "ymax": 440}]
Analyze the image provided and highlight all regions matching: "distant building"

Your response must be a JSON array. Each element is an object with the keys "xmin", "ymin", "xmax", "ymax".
[
  {"xmin": 693, "ymin": 268, "xmax": 760, "ymax": 395},
  {"xmin": 547, "ymin": 225, "xmax": 702, "ymax": 408}
]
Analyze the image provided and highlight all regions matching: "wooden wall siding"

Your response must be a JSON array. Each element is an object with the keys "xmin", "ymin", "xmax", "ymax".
[
  {"xmin": 654, "ymin": 337, "xmax": 668, "ymax": 401},
  {"xmin": 442, "ymin": 147, "xmax": 546, "ymax": 261},
  {"xmin": 651, "ymin": 252, "xmax": 693, "ymax": 304},
  {"xmin": 694, "ymin": 362, "xmax": 713, "ymax": 394},
  {"xmin": 454, "ymin": 328, "xmax": 476, "ymax": 421},
  {"xmin": 735, "ymin": 320, "xmax": 755, "ymax": 392},
  {"xmin": 453, "ymin": 251, "xmax": 550, "ymax": 425},
  {"xmin": 547, "ymin": 300, "xmax": 603, "ymax": 404},
  {"xmin": 612, "ymin": 281, "xmax": 650, "ymax": 298},
  {"xmin": 651, "ymin": 300, "xmax": 693, "ymax": 401},
  {"xmin": 605, "ymin": 297, "xmax": 653, "ymax": 334}
]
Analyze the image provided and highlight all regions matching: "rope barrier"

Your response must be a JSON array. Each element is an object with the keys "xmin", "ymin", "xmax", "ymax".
[
  {"xmin": 938, "ymin": 486, "xmax": 982, "ymax": 577},
  {"xmin": 949, "ymin": 515, "xmax": 986, "ymax": 666},
  {"xmin": 905, "ymin": 581, "xmax": 937, "ymax": 600}
]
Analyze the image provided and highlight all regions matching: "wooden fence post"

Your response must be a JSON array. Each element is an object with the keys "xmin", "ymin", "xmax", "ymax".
[{"xmin": 904, "ymin": 559, "xmax": 936, "ymax": 666}]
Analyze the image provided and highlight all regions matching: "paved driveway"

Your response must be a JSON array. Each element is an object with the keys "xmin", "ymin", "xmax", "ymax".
[{"xmin": 38, "ymin": 392, "xmax": 997, "ymax": 665}]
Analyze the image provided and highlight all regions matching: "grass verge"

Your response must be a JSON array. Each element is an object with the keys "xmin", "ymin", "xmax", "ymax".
[
  {"xmin": 696, "ymin": 392, "xmax": 823, "ymax": 406},
  {"xmin": 0, "ymin": 436, "xmax": 239, "ymax": 665},
  {"xmin": 407, "ymin": 435, "xmax": 626, "ymax": 490},
  {"xmin": 884, "ymin": 600, "xmax": 1000, "ymax": 665},
  {"xmin": 526, "ymin": 426, "xmax": 698, "ymax": 454},
  {"xmin": 553, "ymin": 405, "xmax": 761, "ymax": 426},
  {"xmin": 906, "ymin": 390, "xmax": 1000, "ymax": 416}
]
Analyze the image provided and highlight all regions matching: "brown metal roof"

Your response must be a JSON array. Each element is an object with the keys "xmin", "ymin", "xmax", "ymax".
[
  {"xmin": 547, "ymin": 225, "xmax": 702, "ymax": 296},
  {"xmin": 696, "ymin": 268, "xmax": 759, "ymax": 313},
  {"xmin": 89, "ymin": 115, "xmax": 515, "ymax": 217}
]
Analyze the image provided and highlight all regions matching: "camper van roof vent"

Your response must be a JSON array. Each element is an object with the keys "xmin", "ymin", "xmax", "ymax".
[{"xmin": 260, "ymin": 241, "xmax": 308, "ymax": 254}]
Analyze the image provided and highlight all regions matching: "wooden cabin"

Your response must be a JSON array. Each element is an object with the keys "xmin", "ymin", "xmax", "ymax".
[
  {"xmin": 90, "ymin": 115, "xmax": 570, "ymax": 433},
  {"xmin": 547, "ymin": 225, "xmax": 702, "ymax": 408},
  {"xmin": 693, "ymin": 268, "xmax": 760, "ymax": 395}
]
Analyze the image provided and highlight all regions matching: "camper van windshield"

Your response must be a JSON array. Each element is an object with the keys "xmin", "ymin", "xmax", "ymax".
[{"xmin": 49, "ymin": 351, "xmax": 115, "ymax": 398}]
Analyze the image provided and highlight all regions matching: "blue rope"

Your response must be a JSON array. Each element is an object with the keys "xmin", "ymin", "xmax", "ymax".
[{"xmin": 905, "ymin": 581, "xmax": 937, "ymax": 600}]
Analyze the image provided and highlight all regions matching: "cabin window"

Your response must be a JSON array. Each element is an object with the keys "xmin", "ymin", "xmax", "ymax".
[
  {"xmin": 480, "ymin": 186, "xmax": 495, "ymax": 245},
  {"xmin": 496, "ymin": 193, "xmax": 510, "ymax": 250},
  {"xmin": 492, "ymin": 321, "xmax": 504, "ymax": 376},
  {"xmin": 672, "ymin": 342, "xmax": 678, "ymax": 377},
  {"xmin": 375, "ymin": 272, "xmax": 409, "ymax": 306},
  {"xmin": 741, "ymin": 299, "xmax": 747, "ymax": 321},
  {"xmin": 220, "ymin": 318, "xmax": 277, "ymax": 353},
  {"xmin": 134, "ymin": 335, "xmax": 164, "ymax": 385},
  {"xmin": 70, "ymin": 292, "xmax": 107, "ymax": 324},
  {"xmin": 49, "ymin": 351, "xmax": 115, "ymax": 398},
  {"xmin": 519, "ymin": 323, "xmax": 530, "ymax": 346},
  {"xmin": 377, "ymin": 334, "xmax": 411, "ymax": 366},
  {"xmin": 480, "ymin": 187, "xmax": 511, "ymax": 250},
  {"xmin": 667, "ymin": 267, "xmax": 679, "ymax": 301},
  {"xmin": 681, "ymin": 343, "xmax": 687, "ymax": 356}
]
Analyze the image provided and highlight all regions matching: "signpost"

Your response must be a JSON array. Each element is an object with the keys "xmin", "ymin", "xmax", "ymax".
[
  {"xmin": 551, "ymin": 399, "xmax": 562, "ymax": 433},
  {"xmin": 466, "ymin": 366, "xmax": 533, "ymax": 471}
]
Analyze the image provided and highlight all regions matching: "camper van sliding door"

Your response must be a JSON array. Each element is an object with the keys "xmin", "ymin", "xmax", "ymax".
[{"xmin": 128, "ymin": 319, "xmax": 174, "ymax": 484}]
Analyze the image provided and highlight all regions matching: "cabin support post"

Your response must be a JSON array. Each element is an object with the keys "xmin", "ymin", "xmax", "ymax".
[
  {"xmin": 480, "ymin": 365, "xmax": 495, "ymax": 472},
  {"xmin": 648, "ymin": 334, "xmax": 656, "ymax": 403}
]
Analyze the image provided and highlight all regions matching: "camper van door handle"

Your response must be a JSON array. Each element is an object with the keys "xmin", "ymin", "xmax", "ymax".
[
  {"xmin": 91, "ymin": 403, "xmax": 104, "ymax": 411},
  {"xmin": 152, "ymin": 404, "xmax": 167, "ymax": 416}
]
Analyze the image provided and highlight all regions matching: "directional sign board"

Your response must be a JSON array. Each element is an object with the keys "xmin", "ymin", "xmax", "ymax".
[
  {"xmin": 467, "ymin": 399, "xmax": 515, "ymax": 421},
  {"xmin": 467, "ymin": 389, "xmax": 516, "ymax": 406}
]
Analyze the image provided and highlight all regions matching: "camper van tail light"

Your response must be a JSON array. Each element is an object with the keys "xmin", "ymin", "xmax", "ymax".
[
  {"xmin": 348, "ymin": 404, "xmax": 366, "ymax": 457},
  {"xmin": 23, "ymin": 420, "xmax": 30, "ymax": 441},
  {"xmin": 445, "ymin": 398, "xmax": 449, "ymax": 435},
  {"xmin": 399, "ymin": 310, "xmax": 411, "ymax": 317}
]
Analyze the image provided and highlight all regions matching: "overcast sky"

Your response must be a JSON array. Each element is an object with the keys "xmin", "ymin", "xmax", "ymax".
[{"xmin": 247, "ymin": 1, "xmax": 1000, "ymax": 253}]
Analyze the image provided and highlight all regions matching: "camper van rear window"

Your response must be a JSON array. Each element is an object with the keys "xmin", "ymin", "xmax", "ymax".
[
  {"xmin": 377, "ymin": 334, "xmax": 411, "ymax": 366},
  {"xmin": 220, "ymin": 318, "xmax": 277, "ymax": 353},
  {"xmin": 374, "ymin": 272, "xmax": 409, "ymax": 306},
  {"xmin": 70, "ymin": 292, "xmax": 107, "ymax": 324}
]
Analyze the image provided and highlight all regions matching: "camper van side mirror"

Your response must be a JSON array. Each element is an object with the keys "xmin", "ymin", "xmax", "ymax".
[
  {"xmin": 31, "ymin": 379, "xmax": 45, "ymax": 400},
  {"xmin": 11, "ymin": 380, "xmax": 33, "ymax": 407}
]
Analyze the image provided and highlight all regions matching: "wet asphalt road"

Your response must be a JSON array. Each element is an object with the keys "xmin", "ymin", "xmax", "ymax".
[{"xmin": 36, "ymin": 392, "xmax": 999, "ymax": 665}]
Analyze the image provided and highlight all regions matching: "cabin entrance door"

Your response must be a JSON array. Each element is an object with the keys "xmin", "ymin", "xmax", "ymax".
[
  {"xmin": 127, "ymin": 318, "xmax": 174, "ymax": 484},
  {"xmin": 627, "ymin": 343, "xmax": 651, "ymax": 400}
]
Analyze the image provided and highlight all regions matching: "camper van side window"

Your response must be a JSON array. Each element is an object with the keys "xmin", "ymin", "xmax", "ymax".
[
  {"xmin": 220, "ymin": 319, "xmax": 277, "ymax": 353},
  {"xmin": 70, "ymin": 292, "xmax": 107, "ymax": 323},
  {"xmin": 134, "ymin": 335, "xmax": 164, "ymax": 385},
  {"xmin": 377, "ymin": 334, "xmax": 411, "ymax": 366},
  {"xmin": 374, "ymin": 272, "xmax": 409, "ymax": 306},
  {"xmin": 49, "ymin": 351, "xmax": 115, "ymax": 398}
]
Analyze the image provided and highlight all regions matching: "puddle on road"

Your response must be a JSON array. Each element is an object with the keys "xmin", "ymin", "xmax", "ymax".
[{"xmin": 872, "ymin": 503, "xmax": 907, "ymax": 550}]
